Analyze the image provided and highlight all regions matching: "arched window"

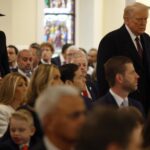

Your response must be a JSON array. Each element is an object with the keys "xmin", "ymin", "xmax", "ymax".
[{"xmin": 43, "ymin": 0, "xmax": 75, "ymax": 52}]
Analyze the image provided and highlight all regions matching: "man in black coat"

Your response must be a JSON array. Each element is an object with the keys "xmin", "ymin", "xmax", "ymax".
[
  {"xmin": 95, "ymin": 56, "xmax": 145, "ymax": 116},
  {"xmin": 96, "ymin": 2, "xmax": 150, "ymax": 113},
  {"xmin": 0, "ymin": 18, "xmax": 10, "ymax": 77}
]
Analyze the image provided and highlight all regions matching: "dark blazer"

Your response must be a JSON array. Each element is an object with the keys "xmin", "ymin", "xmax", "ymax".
[
  {"xmin": 0, "ymin": 138, "xmax": 39, "ymax": 150},
  {"xmin": 0, "ymin": 31, "xmax": 10, "ymax": 77},
  {"xmin": 96, "ymin": 25, "xmax": 150, "ymax": 113},
  {"xmin": 0, "ymin": 140, "xmax": 19, "ymax": 150},
  {"xmin": 86, "ymin": 80, "xmax": 99, "ymax": 101},
  {"xmin": 30, "ymin": 139, "xmax": 47, "ymax": 150},
  {"xmin": 51, "ymin": 56, "xmax": 61, "ymax": 67},
  {"xmin": 95, "ymin": 92, "xmax": 145, "ymax": 115},
  {"xmin": 82, "ymin": 95, "xmax": 93, "ymax": 110}
]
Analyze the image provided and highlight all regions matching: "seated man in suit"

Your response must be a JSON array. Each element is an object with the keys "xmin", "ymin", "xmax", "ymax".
[
  {"xmin": 71, "ymin": 50, "xmax": 99, "ymax": 101},
  {"xmin": 95, "ymin": 56, "xmax": 144, "ymax": 115},
  {"xmin": 31, "ymin": 85, "xmax": 86, "ymax": 150},
  {"xmin": 29, "ymin": 42, "xmax": 41, "ymax": 71},
  {"xmin": 51, "ymin": 43, "xmax": 72, "ymax": 66},
  {"xmin": 17, "ymin": 49, "xmax": 33, "ymax": 80},
  {"xmin": 7, "ymin": 45, "xmax": 18, "ymax": 72}
]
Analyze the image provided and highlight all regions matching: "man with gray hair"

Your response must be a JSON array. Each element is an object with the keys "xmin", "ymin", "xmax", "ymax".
[
  {"xmin": 32, "ymin": 85, "xmax": 86, "ymax": 150},
  {"xmin": 96, "ymin": 2, "xmax": 150, "ymax": 114}
]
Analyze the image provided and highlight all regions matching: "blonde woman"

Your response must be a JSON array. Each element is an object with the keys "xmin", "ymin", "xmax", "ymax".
[
  {"xmin": 26, "ymin": 64, "xmax": 62, "ymax": 107},
  {"xmin": 0, "ymin": 72, "xmax": 28, "ymax": 137}
]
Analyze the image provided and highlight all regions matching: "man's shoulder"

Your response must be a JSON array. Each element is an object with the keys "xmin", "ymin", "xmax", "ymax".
[
  {"xmin": 30, "ymin": 139, "xmax": 47, "ymax": 150},
  {"xmin": 101, "ymin": 25, "xmax": 126, "ymax": 41},
  {"xmin": 96, "ymin": 92, "xmax": 113, "ymax": 104}
]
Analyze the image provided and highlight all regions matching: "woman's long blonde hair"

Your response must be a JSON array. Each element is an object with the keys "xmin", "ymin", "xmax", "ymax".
[
  {"xmin": 26, "ymin": 64, "xmax": 59, "ymax": 106},
  {"xmin": 0, "ymin": 72, "xmax": 28, "ymax": 105}
]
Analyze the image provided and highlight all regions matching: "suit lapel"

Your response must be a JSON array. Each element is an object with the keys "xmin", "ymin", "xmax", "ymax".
[{"xmin": 107, "ymin": 92, "xmax": 119, "ymax": 108}]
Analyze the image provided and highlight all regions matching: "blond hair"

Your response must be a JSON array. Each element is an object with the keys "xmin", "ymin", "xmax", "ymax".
[
  {"xmin": 10, "ymin": 109, "xmax": 34, "ymax": 127},
  {"xmin": 0, "ymin": 72, "xmax": 28, "ymax": 105},
  {"xmin": 26, "ymin": 64, "xmax": 59, "ymax": 106}
]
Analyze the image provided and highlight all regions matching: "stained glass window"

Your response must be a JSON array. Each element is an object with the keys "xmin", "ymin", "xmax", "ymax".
[{"xmin": 43, "ymin": 0, "xmax": 75, "ymax": 52}]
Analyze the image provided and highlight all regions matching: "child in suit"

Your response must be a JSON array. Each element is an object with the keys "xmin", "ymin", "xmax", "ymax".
[{"xmin": 0, "ymin": 109, "xmax": 36, "ymax": 150}]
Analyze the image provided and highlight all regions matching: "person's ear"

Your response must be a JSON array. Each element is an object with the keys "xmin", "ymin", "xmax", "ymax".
[
  {"xmin": 116, "ymin": 73, "xmax": 123, "ymax": 84},
  {"xmin": 30, "ymin": 126, "xmax": 36, "ymax": 136}
]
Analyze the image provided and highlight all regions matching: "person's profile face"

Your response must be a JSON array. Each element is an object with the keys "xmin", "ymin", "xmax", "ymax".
[
  {"xmin": 13, "ymin": 78, "xmax": 28, "ymax": 106},
  {"xmin": 48, "ymin": 68, "xmax": 63, "ymax": 85},
  {"xmin": 121, "ymin": 63, "xmax": 139, "ymax": 93},
  {"xmin": 125, "ymin": 9, "xmax": 148, "ymax": 36}
]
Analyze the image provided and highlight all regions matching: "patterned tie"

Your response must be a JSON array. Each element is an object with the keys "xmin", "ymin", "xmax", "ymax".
[
  {"xmin": 135, "ymin": 37, "xmax": 143, "ymax": 58},
  {"xmin": 22, "ymin": 144, "xmax": 28, "ymax": 150},
  {"xmin": 121, "ymin": 100, "xmax": 128, "ymax": 107}
]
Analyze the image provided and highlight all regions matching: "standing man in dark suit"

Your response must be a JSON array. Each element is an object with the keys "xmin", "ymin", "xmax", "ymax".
[
  {"xmin": 95, "ymin": 56, "xmax": 144, "ymax": 115},
  {"xmin": 0, "ymin": 13, "xmax": 10, "ymax": 78},
  {"xmin": 96, "ymin": 2, "xmax": 150, "ymax": 113}
]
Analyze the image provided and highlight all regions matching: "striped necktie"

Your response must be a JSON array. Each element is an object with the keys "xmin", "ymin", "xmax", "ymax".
[{"xmin": 135, "ymin": 36, "xmax": 143, "ymax": 58}]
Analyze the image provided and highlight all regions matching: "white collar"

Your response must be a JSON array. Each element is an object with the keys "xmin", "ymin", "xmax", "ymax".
[
  {"xmin": 60, "ymin": 54, "xmax": 65, "ymax": 65},
  {"xmin": 109, "ymin": 89, "xmax": 128, "ymax": 107},
  {"xmin": 44, "ymin": 136, "xmax": 60, "ymax": 150},
  {"xmin": 41, "ymin": 59, "xmax": 51, "ymax": 64},
  {"xmin": 125, "ymin": 25, "xmax": 141, "ymax": 50}
]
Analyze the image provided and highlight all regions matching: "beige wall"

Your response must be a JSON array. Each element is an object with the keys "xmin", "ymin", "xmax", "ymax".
[
  {"xmin": 102, "ymin": 0, "xmax": 125, "ymax": 35},
  {"xmin": 0, "ymin": 0, "xmax": 149, "ymax": 51},
  {"xmin": 11, "ymin": 0, "xmax": 37, "ymax": 48},
  {"xmin": 0, "ymin": 0, "xmax": 12, "ymax": 45},
  {"xmin": 0, "ymin": 0, "xmax": 37, "ymax": 49}
]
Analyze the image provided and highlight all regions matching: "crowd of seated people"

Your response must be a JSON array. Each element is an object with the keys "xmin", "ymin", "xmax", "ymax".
[
  {"xmin": 1, "ymin": 3, "xmax": 150, "ymax": 147},
  {"xmin": 0, "ymin": 41, "xmax": 149, "ymax": 150}
]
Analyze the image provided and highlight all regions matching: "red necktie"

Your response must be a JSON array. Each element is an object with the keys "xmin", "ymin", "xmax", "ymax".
[
  {"xmin": 82, "ymin": 90, "xmax": 88, "ymax": 97},
  {"xmin": 22, "ymin": 144, "xmax": 28, "ymax": 150},
  {"xmin": 135, "ymin": 37, "xmax": 143, "ymax": 58}
]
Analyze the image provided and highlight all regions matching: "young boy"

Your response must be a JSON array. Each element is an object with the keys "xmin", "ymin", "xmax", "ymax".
[{"xmin": 0, "ymin": 109, "xmax": 37, "ymax": 150}]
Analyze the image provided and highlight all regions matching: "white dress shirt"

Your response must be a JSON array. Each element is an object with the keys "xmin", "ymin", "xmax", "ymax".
[{"xmin": 109, "ymin": 89, "xmax": 128, "ymax": 107}]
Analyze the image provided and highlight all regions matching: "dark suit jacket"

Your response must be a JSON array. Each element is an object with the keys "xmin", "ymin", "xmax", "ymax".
[
  {"xmin": 51, "ymin": 56, "xmax": 61, "ymax": 67},
  {"xmin": 86, "ymin": 80, "xmax": 99, "ymax": 101},
  {"xmin": 0, "ymin": 140, "xmax": 19, "ymax": 150},
  {"xmin": 30, "ymin": 139, "xmax": 47, "ymax": 150},
  {"xmin": 96, "ymin": 25, "xmax": 150, "ymax": 113},
  {"xmin": 95, "ymin": 92, "xmax": 145, "ymax": 115},
  {"xmin": 0, "ymin": 138, "xmax": 39, "ymax": 150},
  {"xmin": 0, "ymin": 31, "xmax": 10, "ymax": 77}
]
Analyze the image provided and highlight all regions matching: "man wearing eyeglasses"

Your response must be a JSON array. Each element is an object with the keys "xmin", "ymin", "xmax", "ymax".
[
  {"xmin": 96, "ymin": 2, "xmax": 150, "ymax": 115},
  {"xmin": 31, "ymin": 85, "xmax": 86, "ymax": 150}
]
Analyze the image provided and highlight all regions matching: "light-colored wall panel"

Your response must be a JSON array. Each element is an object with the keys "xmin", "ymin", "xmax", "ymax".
[{"xmin": 11, "ymin": 0, "xmax": 37, "ymax": 48}]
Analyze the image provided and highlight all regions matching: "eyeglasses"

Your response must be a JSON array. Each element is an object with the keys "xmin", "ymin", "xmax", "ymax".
[{"xmin": 67, "ymin": 110, "xmax": 87, "ymax": 120}]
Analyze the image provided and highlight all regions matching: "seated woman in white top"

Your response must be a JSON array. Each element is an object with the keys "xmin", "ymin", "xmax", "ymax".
[{"xmin": 0, "ymin": 72, "xmax": 28, "ymax": 137}]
